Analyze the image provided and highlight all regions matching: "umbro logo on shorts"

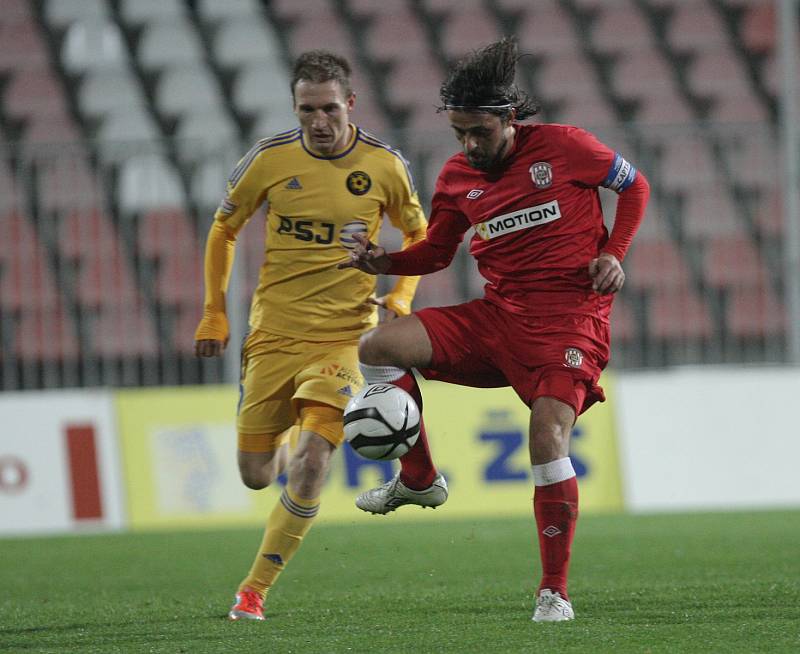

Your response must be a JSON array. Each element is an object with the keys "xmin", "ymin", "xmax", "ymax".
[{"xmin": 466, "ymin": 189, "xmax": 484, "ymax": 199}]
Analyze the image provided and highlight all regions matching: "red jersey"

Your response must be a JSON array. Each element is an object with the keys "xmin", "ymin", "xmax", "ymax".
[{"xmin": 389, "ymin": 123, "xmax": 647, "ymax": 318}]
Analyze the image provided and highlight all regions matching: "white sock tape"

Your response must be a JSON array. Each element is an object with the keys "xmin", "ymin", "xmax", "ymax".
[{"xmin": 532, "ymin": 457, "xmax": 576, "ymax": 486}]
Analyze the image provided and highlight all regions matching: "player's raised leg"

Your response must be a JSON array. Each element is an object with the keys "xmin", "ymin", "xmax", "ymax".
[
  {"xmin": 230, "ymin": 403, "xmax": 339, "ymax": 620},
  {"xmin": 355, "ymin": 315, "xmax": 448, "ymax": 514},
  {"xmin": 529, "ymin": 395, "xmax": 578, "ymax": 622}
]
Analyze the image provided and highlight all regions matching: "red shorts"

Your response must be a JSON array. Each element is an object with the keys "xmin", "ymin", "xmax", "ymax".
[{"xmin": 415, "ymin": 298, "xmax": 610, "ymax": 416}]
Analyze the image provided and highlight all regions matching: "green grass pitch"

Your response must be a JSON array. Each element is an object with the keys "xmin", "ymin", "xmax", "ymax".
[{"xmin": 1, "ymin": 510, "xmax": 799, "ymax": 653}]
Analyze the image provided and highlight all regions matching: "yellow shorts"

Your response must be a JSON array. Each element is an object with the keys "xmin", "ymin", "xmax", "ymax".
[{"xmin": 237, "ymin": 329, "xmax": 364, "ymax": 448}]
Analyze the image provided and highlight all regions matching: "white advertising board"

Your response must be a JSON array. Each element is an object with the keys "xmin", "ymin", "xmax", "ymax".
[
  {"xmin": 0, "ymin": 390, "xmax": 125, "ymax": 534},
  {"xmin": 616, "ymin": 366, "xmax": 800, "ymax": 512}
]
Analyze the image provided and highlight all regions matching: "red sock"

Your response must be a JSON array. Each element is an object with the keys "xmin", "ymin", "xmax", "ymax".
[
  {"xmin": 392, "ymin": 372, "xmax": 437, "ymax": 490},
  {"xmin": 533, "ymin": 476, "xmax": 579, "ymax": 599}
]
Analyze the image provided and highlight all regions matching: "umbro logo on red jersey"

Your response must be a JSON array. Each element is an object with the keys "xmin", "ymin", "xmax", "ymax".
[{"xmin": 466, "ymin": 189, "xmax": 484, "ymax": 199}]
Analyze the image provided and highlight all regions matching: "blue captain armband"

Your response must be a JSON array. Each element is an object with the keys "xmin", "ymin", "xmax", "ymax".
[{"xmin": 602, "ymin": 153, "xmax": 637, "ymax": 192}]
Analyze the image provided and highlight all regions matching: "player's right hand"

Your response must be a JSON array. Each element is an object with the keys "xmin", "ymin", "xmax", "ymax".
[
  {"xmin": 337, "ymin": 232, "xmax": 391, "ymax": 275},
  {"xmin": 194, "ymin": 339, "xmax": 227, "ymax": 357}
]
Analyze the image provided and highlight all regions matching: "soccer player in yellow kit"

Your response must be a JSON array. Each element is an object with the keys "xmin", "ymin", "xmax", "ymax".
[{"xmin": 194, "ymin": 51, "xmax": 428, "ymax": 621}]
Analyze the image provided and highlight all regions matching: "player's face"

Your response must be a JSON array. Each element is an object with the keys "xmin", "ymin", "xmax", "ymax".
[
  {"xmin": 448, "ymin": 111, "xmax": 515, "ymax": 171},
  {"xmin": 293, "ymin": 79, "xmax": 355, "ymax": 155}
]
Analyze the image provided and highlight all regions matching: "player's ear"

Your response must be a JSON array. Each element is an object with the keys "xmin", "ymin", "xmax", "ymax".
[{"xmin": 347, "ymin": 92, "xmax": 356, "ymax": 111}]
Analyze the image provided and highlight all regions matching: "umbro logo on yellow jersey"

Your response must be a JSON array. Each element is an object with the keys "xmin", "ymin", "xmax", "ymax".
[
  {"xmin": 321, "ymin": 364, "xmax": 341, "ymax": 375},
  {"xmin": 285, "ymin": 177, "xmax": 302, "ymax": 190}
]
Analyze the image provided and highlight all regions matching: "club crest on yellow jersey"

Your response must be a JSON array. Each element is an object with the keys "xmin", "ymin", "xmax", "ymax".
[{"xmin": 346, "ymin": 171, "xmax": 371, "ymax": 195}]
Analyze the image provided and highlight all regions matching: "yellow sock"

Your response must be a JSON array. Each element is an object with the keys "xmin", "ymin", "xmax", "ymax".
[{"xmin": 239, "ymin": 486, "xmax": 320, "ymax": 598}]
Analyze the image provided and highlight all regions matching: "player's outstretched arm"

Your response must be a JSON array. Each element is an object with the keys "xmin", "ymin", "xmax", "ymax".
[{"xmin": 337, "ymin": 232, "xmax": 391, "ymax": 275}]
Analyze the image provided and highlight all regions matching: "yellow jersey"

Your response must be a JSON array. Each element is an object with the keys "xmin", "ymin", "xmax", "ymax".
[{"xmin": 196, "ymin": 124, "xmax": 427, "ymax": 342}]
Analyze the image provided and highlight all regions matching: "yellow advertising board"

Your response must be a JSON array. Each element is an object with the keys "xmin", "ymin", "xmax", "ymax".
[{"xmin": 116, "ymin": 376, "xmax": 623, "ymax": 530}]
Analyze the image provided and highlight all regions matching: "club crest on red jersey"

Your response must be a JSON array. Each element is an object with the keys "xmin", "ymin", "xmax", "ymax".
[
  {"xmin": 530, "ymin": 162, "xmax": 553, "ymax": 189},
  {"xmin": 564, "ymin": 347, "xmax": 583, "ymax": 368}
]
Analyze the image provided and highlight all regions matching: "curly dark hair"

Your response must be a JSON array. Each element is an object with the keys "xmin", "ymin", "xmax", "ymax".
[
  {"xmin": 438, "ymin": 37, "xmax": 539, "ymax": 120},
  {"xmin": 291, "ymin": 50, "xmax": 353, "ymax": 98}
]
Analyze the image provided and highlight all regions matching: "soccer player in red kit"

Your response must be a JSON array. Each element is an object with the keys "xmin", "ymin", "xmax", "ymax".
[{"xmin": 339, "ymin": 37, "xmax": 649, "ymax": 621}]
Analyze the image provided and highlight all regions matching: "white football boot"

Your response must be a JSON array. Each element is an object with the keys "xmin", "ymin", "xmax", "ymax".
[
  {"xmin": 355, "ymin": 473, "xmax": 448, "ymax": 515},
  {"xmin": 532, "ymin": 589, "xmax": 575, "ymax": 622}
]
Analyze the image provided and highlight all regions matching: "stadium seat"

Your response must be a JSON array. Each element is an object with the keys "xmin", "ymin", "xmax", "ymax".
[
  {"xmin": 197, "ymin": 0, "xmax": 262, "ymax": 21},
  {"xmin": 611, "ymin": 50, "xmax": 683, "ymax": 102},
  {"xmin": 35, "ymin": 152, "xmax": 105, "ymax": 212},
  {"xmin": 386, "ymin": 58, "xmax": 445, "ymax": 117},
  {"xmin": 681, "ymin": 185, "xmax": 745, "ymax": 239},
  {"xmin": 516, "ymin": 1, "xmax": 582, "ymax": 57},
  {"xmin": 658, "ymin": 134, "xmax": 716, "ymax": 190},
  {"xmin": 538, "ymin": 52, "xmax": 607, "ymax": 107},
  {"xmin": 19, "ymin": 114, "xmax": 81, "ymax": 152},
  {"xmin": 96, "ymin": 107, "xmax": 163, "ymax": 162},
  {"xmin": 212, "ymin": 18, "xmax": 281, "ymax": 68},
  {"xmin": 726, "ymin": 283, "xmax": 786, "ymax": 338},
  {"xmin": 591, "ymin": 0, "xmax": 654, "ymax": 54},
  {"xmin": 0, "ymin": 19, "xmax": 49, "ymax": 73},
  {"xmin": 740, "ymin": 2, "xmax": 776, "ymax": 54},
  {"xmin": 44, "ymin": 0, "xmax": 110, "ymax": 29},
  {"xmin": 87, "ymin": 302, "xmax": 159, "ymax": 358},
  {"xmin": 14, "ymin": 307, "xmax": 80, "ymax": 361},
  {"xmin": 649, "ymin": 285, "xmax": 714, "ymax": 340},
  {"xmin": 0, "ymin": 0, "xmax": 33, "ymax": 22},
  {"xmin": 171, "ymin": 302, "xmax": 204, "ymax": 354},
  {"xmin": 610, "ymin": 294, "xmax": 637, "ymax": 343},
  {"xmin": 232, "ymin": 61, "xmax": 293, "ymax": 115},
  {"xmin": 117, "ymin": 154, "xmax": 186, "ymax": 214},
  {"xmin": 118, "ymin": 0, "xmax": 186, "ymax": 26},
  {"xmin": 190, "ymin": 158, "xmax": 233, "ymax": 212},
  {"xmin": 362, "ymin": 7, "xmax": 435, "ymax": 62},
  {"xmin": 4, "ymin": 69, "xmax": 69, "ymax": 121},
  {"xmin": 137, "ymin": 208, "xmax": 197, "ymax": 259},
  {"xmin": 137, "ymin": 19, "xmax": 205, "ymax": 72},
  {"xmin": 77, "ymin": 68, "xmax": 147, "ymax": 119},
  {"xmin": 752, "ymin": 191, "xmax": 782, "ymax": 237},
  {"xmin": 0, "ymin": 155, "xmax": 21, "ymax": 214},
  {"xmin": 665, "ymin": 1, "xmax": 729, "ymax": 53},
  {"xmin": 61, "ymin": 19, "xmax": 128, "ymax": 74},
  {"xmin": 624, "ymin": 235, "xmax": 692, "ymax": 291},
  {"xmin": 635, "ymin": 94, "xmax": 696, "ymax": 126},
  {"xmin": 0, "ymin": 211, "xmax": 59, "ymax": 311},
  {"xmin": 555, "ymin": 98, "xmax": 617, "ymax": 129},
  {"xmin": 282, "ymin": 5, "xmax": 356, "ymax": 61},
  {"xmin": 174, "ymin": 109, "xmax": 239, "ymax": 164},
  {"xmin": 74, "ymin": 249, "xmax": 139, "ymax": 309},
  {"xmin": 154, "ymin": 64, "xmax": 224, "ymax": 118},
  {"xmin": 58, "ymin": 208, "xmax": 118, "ymax": 259},
  {"xmin": 702, "ymin": 235, "xmax": 770, "ymax": 288},
  {"xmin": 686, "ymin": 49, "xmax": 753, "ymax": 97},
  {"xmin": 708, "ymin": 92, "xmax": 769, "ymax": 123},
  {"xmin": 437, "ymin": 4, "xmax": 503, "ymax": 61}
]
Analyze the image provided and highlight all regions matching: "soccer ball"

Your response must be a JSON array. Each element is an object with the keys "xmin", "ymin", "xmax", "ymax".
[{"xmin": 343, "ymin": 384, "xmax": 421, "ymax": 460}]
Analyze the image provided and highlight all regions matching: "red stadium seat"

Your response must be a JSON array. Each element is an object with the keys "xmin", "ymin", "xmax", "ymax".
[
  {"xmin": 34, "ymin": 151, "xmax": 105, "ymax": 212},
  {"xmin": 681, "ymin": 185, "xmax": 745, "ymax": 239},
  {"xmin": 437, "ymin": 5, "xmax": 502, "ymax": 61},
  {"xmin": 753, "ymin": 191, "xmax": 783, "ymax": 237},
  {"xmin": 740, "ymin": 2, "xmax": 776, "ymax": 54},
  {"xmin": 612, "ymin": 50, "xmax": 684, "ymax": 102},
  {"xmin": 88, "ymin": 302, "xmax": 159, "ymax": 357},
  {"xmin": 517, "ymin": 2, "xmax": 582, "ymax": 57},
  {"xmin": 0, "ymin": 210, "xmax": 59, "ymax": 311},
  {"xmin": 708, "ymin": 92, "xmax": 769, "ymax": 124},
  {"xmin": 137, "ymin": 208, "xmax": 197, "ymax": 258},
  {"xmin": 649, "ymin": 285, "xmax": 714, "ymax": 339},
  {"xmin": 58, "ymin": 208, "xmax": 118, "ymax": 259},
  {"xmin": 624, "ymin": 236, "xmax": 692, "ymax": 291},
  {"xmin": 658, "ymin": 134, "xmax": 716, "ymax": 190},
  {"xmin": 610, "ymin": 294, "xmax": 637, "ymax": 343},
  {"xmin": 635, "ymin": 94, "xmax": 695, "ymax": 126},
  {"xmin": 0, "ymin": 0, "xmax": 34, "ymax": 22},
  {"xmin": 0, "ymin": 19, "xmax": 48, "ymax": 72},
  {"xmin": 3, "ymin": 69, "xmax": 69, "ymax": 121},
  {"xmin": 14, "ymin": 306, "xmax": 80, "ymax": 361},
  {"xmin": 726, "ymin": 283, "xmax": 786, "ymax": 338},
  {"xmin": 538, "ymin": 52, "xmax": 607, "ymax": 106},
  {"xmin": 727, "ymin": 132, "xmax": 778, "ymax": 188},
  {"xmin": 666, "ymin": 1, "xmax": 728, "ymax": 53},
  {"xmin": 591, "ymin": 0, "xmax": 654, "ymax": 54},
  {"xmin": 284, "ymin": 6, "xmax": 356, "ymax": 61},
  {"xmin": 702, "ymin": 235, "xmax": 770, "ymax": 289},
  {"xmin": 74, "ymin": 251, "xmax": 139, "ymax": 308},
  {"xmin": 155, "ymin": 254, "xmax": 203, "ymax": 307},
  {"xmin": 171, "ymin": 302, "xmax": 204, "ymax": 355},
  {"xmin": 686, "ymin": 49, "xmax": 752, "ymax": 97},
  {"xmin": 362, "ymin": 6, "xmax": 433, "ymax": 60}
]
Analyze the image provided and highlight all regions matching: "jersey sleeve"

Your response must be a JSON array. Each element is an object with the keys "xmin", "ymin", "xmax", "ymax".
[
  {"xmin": 563, "ymin": 127, "xmax": 637, "ymax": 193},
  {"xmin": 383, "ymin": 152, "xmax": 427, "ymax": 234},
  {"xmin": 381, "ymin": 153, "xmax": 428, "ymax": 314},
  {"xmin": 213, "ymin": 143, "xmax": 271, "ymax": 233},
  {"xmin": 388, "ymin": 170, "xmax": 471, "ymax": 276}
]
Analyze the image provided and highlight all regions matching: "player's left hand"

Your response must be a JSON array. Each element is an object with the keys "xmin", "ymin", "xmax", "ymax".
[
  {"xmin": 370, "ymin": 296, "xmax": 398, "ymax": 322},
  {"xmin": 589, "ymin": 252, "xmax": 625, "ymax": 294}
]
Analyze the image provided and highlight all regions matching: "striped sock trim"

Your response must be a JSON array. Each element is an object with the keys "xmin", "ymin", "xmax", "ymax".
[
  {"xmin": 360, "ymin": 363, "xmax": 406, "ymax": 383},
  {"xmin": 280, "ymin": 489, "xmax": 319, "ymax": 518},
  {"xmin": 532, "ymin": 457, "xmax": 576, "ymax": 486}
]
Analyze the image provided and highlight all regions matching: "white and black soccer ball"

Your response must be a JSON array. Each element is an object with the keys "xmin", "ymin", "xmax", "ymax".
[{"xmin": 343, "ymin": 384, "xmax": 421, "ymax": 460}]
